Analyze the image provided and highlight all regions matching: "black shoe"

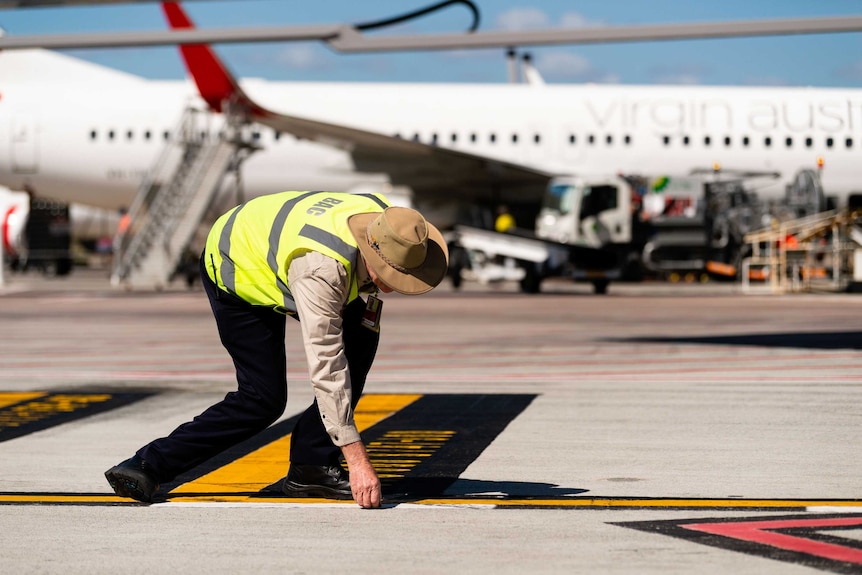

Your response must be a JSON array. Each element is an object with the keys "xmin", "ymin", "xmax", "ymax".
[
  {"xmin": 105, "ymin": 455, "xmax": 160, "ymax": 503},
  {"xmin": 282, "ymin": 464, "xmax": 352, "ymax": 500}
]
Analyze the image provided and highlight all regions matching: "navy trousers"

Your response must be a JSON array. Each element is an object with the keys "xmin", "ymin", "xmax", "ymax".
[{"xmin": 137, "ymin": 256, "xmax": 379, "ymax": 482}]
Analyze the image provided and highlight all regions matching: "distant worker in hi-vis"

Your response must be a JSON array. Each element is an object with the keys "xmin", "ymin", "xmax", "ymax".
[
  {"xmin": 106, "ymin": 191, "xmax": 449, "ymax": 509},
  {"xmin": 495, "ymin": 205, "xmax": 516, "ymax": 233}
]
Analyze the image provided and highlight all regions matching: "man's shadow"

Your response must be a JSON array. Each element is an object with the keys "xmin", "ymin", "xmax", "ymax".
[
  {"xmin": 442, "ymin": 477, "xmax": 588, "ymax": 498},
  {"xmin": 377, "ymin": 476, "xmax": 587, "ymax": 501},
  {"xmin": 163, "ymin": 476, "xmax": 587, "ymax": 503}
]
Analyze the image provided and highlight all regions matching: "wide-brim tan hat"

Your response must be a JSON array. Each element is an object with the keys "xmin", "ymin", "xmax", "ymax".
[{"xmin": 348, "ymin": 206, "xmax": 449, "ymax": 295}]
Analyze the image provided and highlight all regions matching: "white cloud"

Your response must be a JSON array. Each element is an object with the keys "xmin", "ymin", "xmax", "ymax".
[
  {"xmin": 656, "ymin": 74, "xmax": 701, "ymax": 85},
  {"xmin": 537, "ymin": 52, "xmax": 592, "ymax": 76},
  {"xmin": 443, "ymin": 48, "xmax": 506, "ymax": 61},
  {"xmin": 560, "ymin": 12, "xmax": 603, "ymax": 28},
  {"xmin": 648, "ymin": 64, "xmax": 710, "ymax": 85},
  {"xmin": 495, "ymin": 8, "xmax": 602, "ymax": 30},
  {"xmin": 274, "ymin": 45, "xmax": 332, "ymax": 70},
  {"xmin": 534, "ymin": 51, "xmax": 618, "ymax": 83},
  {"xmin": 596, "ymin": 72, "xmax": 622, "ymax": 84},
  {"xmin": 495, "ymin": 8, "xmax": 550, "ymax": 31}
]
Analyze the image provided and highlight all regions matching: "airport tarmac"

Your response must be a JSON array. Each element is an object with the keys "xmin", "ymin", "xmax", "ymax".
[{"xmin": 0, "ymin": 268, "xmax": 860, "ymax": 574}]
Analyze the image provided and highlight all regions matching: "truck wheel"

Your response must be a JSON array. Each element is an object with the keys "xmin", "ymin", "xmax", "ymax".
[
  {"xmin": 447, "ymin": 246, "xmax": 466, "ymax": 290},
  {"xmin": 519, "ymin": 263, "xmax": 542, "ymax": 294},
  {"xmin": 592, "ymin": 279, "xmax": 610, "ymax": 294},
  {"xmin": 621, "ymin": 253, "xmax": 643, "ymax": 282},
  {"xmin": 56, "ymin": 258, "xmax": 73, "ymax": 277},
  {"xmin": 450, "ymin": 269, "xmax": 463, "ymax": 290}
]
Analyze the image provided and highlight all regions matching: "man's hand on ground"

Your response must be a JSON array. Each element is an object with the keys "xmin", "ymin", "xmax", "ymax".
[{"xmin": 341, "ymin": 441, "xmax": 381, "ymax": 508}]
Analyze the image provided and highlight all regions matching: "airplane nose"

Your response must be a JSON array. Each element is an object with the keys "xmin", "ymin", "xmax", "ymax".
[
  {"xmin": 0, "ymin": 95, "xmax": 40, "ymax": 187},
  {"xmin": 0, "ymin": 94, "xmax": 9, "ymax": 182},
  {"xmin": 9, "ymin": 109, "xmax": 39, "ymax": 176}
]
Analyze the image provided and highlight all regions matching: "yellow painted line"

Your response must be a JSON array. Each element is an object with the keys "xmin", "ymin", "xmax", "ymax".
[
  {"xmin": 0, "ymin": 494, "xmax": 131, "ymax": 504},
  {"xmin": 416, "ymin": 498, "xmax": 862, "ymax": 509},
  {"xmin": 169, "ymin": 394, "xmax": 421, "ymax": 495},
  {"xmin": 368, "ymin": 430, "xmax": 456, "ymax": 479},
  {"xmin": 159, "ymin": 497, "xmax": 862, "ymax": 509},
  {"xmin": 353, "ymin": 394, "xmax": 422, "ymax": 432},
  {"xmin": 0, "ymin": 392, "xmax": 47, "ymax": 410},
  {"xmin": 0, "ymin": 493, "xmax": 353, "ymax": 505},
  {"xmin": 166, "ymin": 495, "xmax": 358, "ymax": 505},
  {"xmin": 0, "ymin": 394, "xmax": 114, "ymax": 425},
  {"xmin": 2, "ymin": 493, "xmax": 862, "ymax": 509}
]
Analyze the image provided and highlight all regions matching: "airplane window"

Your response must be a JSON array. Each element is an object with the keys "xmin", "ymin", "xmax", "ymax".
[
  {"xmin": 534, "ymin": 134, "xmax": 540, "ymax": 144},
  {"xmin": 411, "ymin": 133, "xmax": 420, "ymax": 142},
  {"xmin": 606, "ymin": 135, "xmax": 612, "ymax": 145},
  {"xmin": 431, "ymin": 133, "xmax": 438, "ymax": 144},
  {"xmin": 252, "ymin": 131, "xmax": 261, "ymax": 141},
  {"xmin": 511, "ymin": 134, "xmax": 518, "ymax": 144},
  {"xmin": 662, "ymin": 135, "xmax": 669, "ymax": 146},
  {"xmin": 451, "ymin": 133, "xmax": 457, "ymax": 143},
  {"xmin": 683, "ymin": 136, "xmax": 690, "ymax": 146},
  {"xmin": 785, "ymin": 137, "xmax": 792, "ymax": 147},
  {"xmin": 393, "ymin": 133, "xmax": 402, "ymax": 139},
  {"xmin": 805, "ymin": 137, "xmax": 813, "ymax": 147},
  {"xmin": 704, "ymin": 136, "xmax": 711, "ymax": 146},
  {"xmin": 274, "ymin": 131, "xmax": 281, "ymax": 141},
  {"xmin": 127, "ymin": 130, "xmax": 133, "ymax": 140},
  {"xmin": 90, "ymin": 130, "xmax": 97, "ymax": 140},
  {"xmin": 163, "ymin": 131, "xmax": 170, "ymax": 141},
  {"xmin": 764, "ymin": 136, "xmax": 772, "ymax": 147},
  {"xmin": 826, "ymin": 137, "xmax": 834, "ymax": 148},
  {"xmin": 724, "ymin": 136, "xmax": 731, "ymax": 146},
  {"xmin": 108, "ymin": 130, "xmax": 115, "ymax": 140},
  {"xmin": 470, "ymin": 133, "xmax": 477, "ymax": 143},
  {"xmin": 568, "ymin": 134, "xmax": 576, "ymax": 145},
  {"xmin": 742, "ymin": 136, "xmax": 750, "ymax": 146},
  {"xmin": 624, "ymin": 135, "xmax": 631, "ymax": 145},
  {"xmin": 144, "ymin": 130, "xmax": 151, "ymax": 140},
  {"xmin": 588, "ymin": 134, "xmax": 596, "ymax": 145},
  {"xmin": 490, "ymin": 133, "xmax": 496, "ymax": 143},
  {"xmin": 846, "ymin": 138, "xmax": 853, "ymax": 148}
]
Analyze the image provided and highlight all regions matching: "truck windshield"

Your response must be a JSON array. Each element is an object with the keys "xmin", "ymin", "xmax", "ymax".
[
  {"xmin": 580, "ymin": 185, "xmax": 619, "ymax": 219},
  {"xmin": 543, "ymin": 183, "xmax": 575, "ymax": 215}
]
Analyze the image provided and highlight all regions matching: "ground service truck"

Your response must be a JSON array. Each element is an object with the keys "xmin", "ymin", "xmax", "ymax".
[{"xmin": 448, "ymin": 168, "xmax": 827, "ymax": 294}]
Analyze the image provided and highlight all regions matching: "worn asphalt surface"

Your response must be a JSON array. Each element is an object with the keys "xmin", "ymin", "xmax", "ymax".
[{"xmin": 0, "ymin": 267, "xmax": 860, "ymax": 574}]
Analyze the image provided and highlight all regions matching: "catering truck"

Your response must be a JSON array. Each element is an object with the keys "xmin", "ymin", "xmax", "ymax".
[{"xmin": 448, "ymin": 169, "xmax": 825, "ymax": 294}]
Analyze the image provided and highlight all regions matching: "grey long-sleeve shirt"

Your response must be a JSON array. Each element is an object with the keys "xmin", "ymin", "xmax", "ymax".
[{"xmin": 287, "ymin": 250, "xmax": 374, "ymax": 447}]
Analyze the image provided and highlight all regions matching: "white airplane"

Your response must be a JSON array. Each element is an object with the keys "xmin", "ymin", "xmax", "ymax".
[{"xmin": 1, "ymin": 0, "xmax": 860, "ymax": 254}]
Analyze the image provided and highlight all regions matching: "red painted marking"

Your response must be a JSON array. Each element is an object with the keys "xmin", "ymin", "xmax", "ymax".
[{"xmin": 683, "ymin": 517, "xmax": 862, "ymax": 564}]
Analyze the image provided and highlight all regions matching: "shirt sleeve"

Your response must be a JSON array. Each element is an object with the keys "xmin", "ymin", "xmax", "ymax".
[{"xmin": 288, "ymin": 251, "xmax": 362, "ymax": 447}]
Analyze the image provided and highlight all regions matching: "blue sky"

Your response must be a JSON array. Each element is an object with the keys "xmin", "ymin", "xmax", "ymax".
[{"xmin": 1, "ymin": 0, "xmax": 861, "ymax": 86}]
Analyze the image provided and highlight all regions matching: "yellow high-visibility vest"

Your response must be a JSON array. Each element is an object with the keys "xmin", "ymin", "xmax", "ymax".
[{"xmin": 204, "ymin": 191, "xmax": 389, "ymax": 314}]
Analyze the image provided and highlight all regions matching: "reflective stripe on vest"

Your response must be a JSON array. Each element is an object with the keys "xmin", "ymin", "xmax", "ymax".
[{"xmin": 205, "ymin": 191, "xmax": 389, "ymax": 314}]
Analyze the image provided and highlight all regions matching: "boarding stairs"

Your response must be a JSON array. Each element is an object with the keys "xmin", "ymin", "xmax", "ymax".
[
  {"xmin": 741, "ymin": 205, "xmax": 862, "ymax": 294},
  {"xmin": 111, "ymin": 106, "xmax": 257, "ymax": 290}
]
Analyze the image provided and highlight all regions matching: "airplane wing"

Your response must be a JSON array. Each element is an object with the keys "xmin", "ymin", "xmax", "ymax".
[{"xmin": 161, "ymin": 1, "xmax": 551, "ymax": 219}]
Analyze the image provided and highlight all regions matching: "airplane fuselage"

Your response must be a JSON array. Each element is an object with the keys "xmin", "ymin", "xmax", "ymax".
[
  {"xmin": 0, "ymin": 80, "xmax": 387, "ymax": 210},
  {"xmin": 246, "ymin": 80, "xmax": 861, "ymax": 200},
  {"xmin": 1, "ymin": 50, "xmax": 860, "ymax": 217}
]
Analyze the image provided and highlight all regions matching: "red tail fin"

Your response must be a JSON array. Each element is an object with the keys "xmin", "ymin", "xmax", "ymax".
[{"xmin": 161, "ymin": 1, "xmax": 267, "ymax": 116}]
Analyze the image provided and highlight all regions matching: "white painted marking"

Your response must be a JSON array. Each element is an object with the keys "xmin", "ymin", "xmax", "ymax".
[{"xmin": 807, "ymin": 506, "xmax": 862, "ymax": 514}]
